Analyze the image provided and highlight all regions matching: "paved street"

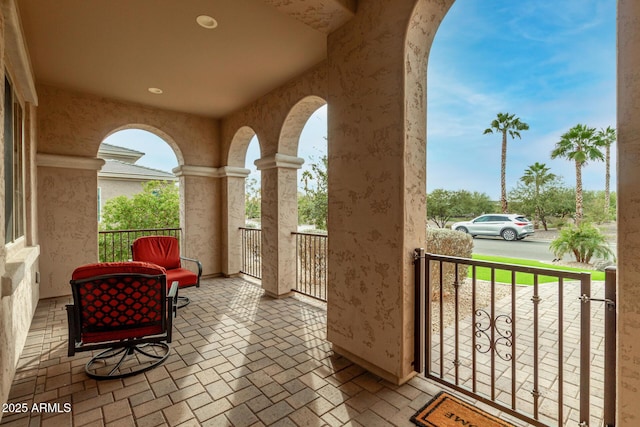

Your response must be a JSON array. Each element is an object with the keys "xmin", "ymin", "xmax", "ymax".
[
  {"xmin": 471, "ymin": 225, "xmax": 618, "ymax": 262},
  {"xmin": 472, "ymin": 237, "xmax": 558, "ymax": 261}
]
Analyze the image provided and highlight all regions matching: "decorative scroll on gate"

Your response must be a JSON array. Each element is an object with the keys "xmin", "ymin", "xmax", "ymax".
[{"xmin": 475, "ymin": 310, "xmax": 513, "ymax": 362}]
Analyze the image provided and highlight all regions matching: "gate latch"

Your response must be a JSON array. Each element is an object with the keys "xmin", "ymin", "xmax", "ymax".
[{"xmin": 579, "ymin": 294, "xmax": 616, "ymax": 311}]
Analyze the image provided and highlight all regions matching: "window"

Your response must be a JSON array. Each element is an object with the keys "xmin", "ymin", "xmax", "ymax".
[{"xmin": 4, "ymin": 76, "xmax": 25, "ymax": 244}]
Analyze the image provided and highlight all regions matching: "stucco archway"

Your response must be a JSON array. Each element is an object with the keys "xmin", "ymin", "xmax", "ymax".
[
  {"xmin": 221, "ymin": 126, "xmax": 262, "ymax": 276},
  {"xmin": 254, "ymin": 96, "xmax": 328, "ymax": 297},
  {"xmin": 279, "ymin": 95, "xmax": 327, "ymax": 157},
  {"xmin": 227, "ymin": 125, "xmax": 261, "ymax": 168},
  {"xmin": 102, "ymin": 124, "xmax": 185, "ymax": 166},
  {"xmin": 325, "ymin": 0, "xmax": 454, "ymax": 384}
]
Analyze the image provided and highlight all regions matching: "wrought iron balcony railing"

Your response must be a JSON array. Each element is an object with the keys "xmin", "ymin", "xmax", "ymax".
[{"xmin": 98, "ymin": 228, "xmax": 182, "ymax": 262}]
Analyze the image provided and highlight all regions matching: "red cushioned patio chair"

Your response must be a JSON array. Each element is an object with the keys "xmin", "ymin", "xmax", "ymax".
[
  {"xmin": 132, "ymin": 235, "xmax": 202, "ymax": 308},
  {"xmin": 66, "ymin": 261, "xmax": 178, "ymax": 379}
]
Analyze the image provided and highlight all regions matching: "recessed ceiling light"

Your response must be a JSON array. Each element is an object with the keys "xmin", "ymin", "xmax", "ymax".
[
  {"xmin": 148, "ymin": 87, "xmax": 163, "ymax": 94},
  {"xmin": 196, "ymin": 15, "xmax": 218, "ymax": 29}
]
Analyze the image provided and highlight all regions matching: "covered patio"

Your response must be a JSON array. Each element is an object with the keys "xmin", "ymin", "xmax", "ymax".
[{"xmin": 2, "ymin": 0, "xmax": 640, "ymax": 425}]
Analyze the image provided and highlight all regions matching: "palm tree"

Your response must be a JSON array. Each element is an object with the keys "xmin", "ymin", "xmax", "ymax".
[
  {"xmin": 551, "ymin": 124, "xmax": 605, "ymax": 225},
  {"xmin": 520, "ymin": 162, "xmax": 556, "ymax": 199},
  {"xmin": 520, "ymin": 162, "xmax": 557, "ymax": 229},
  {"xmin": 597, "ymin": 126, "xmax": 616, "ymax": 217},
  {"xmin": 484, "ymin": 112, "xmax": 530, "ymax": 213}
]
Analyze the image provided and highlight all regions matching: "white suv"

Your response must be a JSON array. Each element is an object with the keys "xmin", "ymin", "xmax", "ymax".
[{"xmin": 451, "ymin": 214, "xmax": 534, "ymax": 241}]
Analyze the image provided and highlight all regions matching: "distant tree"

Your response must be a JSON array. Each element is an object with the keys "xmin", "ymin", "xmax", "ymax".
[
  {"xmin": 466, "ymin": 191, "xmax": 496, "ymax": 217},
  {"xmin": 245, "ymin": 177, "xmax": 261, "ymax": 220},
  {"xmin": 483, "ymin": 112, "xmax": 530, "ymax": 213},
  {"xmin": 427, "ymin": 189, "xmax": 458, "ymax": 228},
  {"xmin": 584, "ymin": 190, "xmax": 617, "ymax": 224},
  {"xmin": 551, "ymin": 124, "xmax": 605, "ymax": 225},
  {"xmin": 509, "ymin": 176, "xmax": 568, "ymax": 231},
  {"xmin": 544, "ymin": 185, "xmax": 576, "ymax": 219},
  {"xmin": 520, "ymin": 162, "xmax": 557, "ymax": 199},
  {"xmin": 596, "ymin": 126, "xmax": 616, "ymax": 217},
  {"xmin": 100, "ymin": 180, "xmax": 179, "ymax": 230},
  {"xmin": 299, "ymin": 156, "xmax": 328, "ymax": 230},
  {"xmin": 427, "ymin": 189, "xmax": 494, "ymax": 228},
  {"xmin": 514, "ymin": 163, "xmax": 558, "ymax": 229}
]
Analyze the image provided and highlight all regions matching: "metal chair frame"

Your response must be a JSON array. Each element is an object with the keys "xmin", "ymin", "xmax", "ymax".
[{"xmin": 67, "ymin": 271, "xmax": 178, "ymax": 380}]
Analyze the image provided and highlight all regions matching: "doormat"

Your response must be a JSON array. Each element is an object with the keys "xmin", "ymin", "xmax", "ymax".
[{"xmin": 411, "ymin": 391, "xmax": 516, "ymax": 427}]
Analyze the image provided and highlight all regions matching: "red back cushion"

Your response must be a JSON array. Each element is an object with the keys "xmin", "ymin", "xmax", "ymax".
[
  {"xmin": 132, "ymin": 236, "xmax": 181, "ymax": 270},
  {"xmin": 72, "ymin": 261, "xmax": 166, "ymax": 280}
]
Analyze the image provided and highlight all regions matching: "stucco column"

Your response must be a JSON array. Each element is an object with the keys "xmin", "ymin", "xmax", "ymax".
[
  {"xmin": 36, "ymin": 153, "xmax": 105, "ymax": 297},
  {"xmin": 617, "ymin": 1, "xmax": 640, "ymax": 422},
  {"xmin": 173, "ymin": 166, "xmax": 221, "ymax": 276},
  {"xmin": 220, "ymin": 166, "xmax": 251, "ymax": 276},
  {"xmin": 326, "ymin": 0, "xmax": 451, "ymax": 384},
  {"xmin": 255, "ymin": 153, "xmax": 304, "ymax": 297}
]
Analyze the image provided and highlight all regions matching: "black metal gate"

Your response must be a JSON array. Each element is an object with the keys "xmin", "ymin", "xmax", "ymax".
[{"xmin": 413, "ymin": 249, "xmax": 616, "ymax": 426}]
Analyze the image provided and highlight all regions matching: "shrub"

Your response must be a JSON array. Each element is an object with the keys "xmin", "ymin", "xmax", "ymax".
[
  {"xmin": 426, "ymin": 228, "xmax": 473, "ymax": 297},
  {"xmin": 549, "ymin": 222, "xmax": 615, "ymax": 264},
  {"xmin": 551, "ymin": 218, "xmax": 569, "ymax": 230}
]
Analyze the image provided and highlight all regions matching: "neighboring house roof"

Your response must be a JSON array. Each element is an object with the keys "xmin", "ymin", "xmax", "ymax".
[
  {"xmin": 98, "ymin": 142, "xmax": 145, "ymax": 164},
  {"xmin": 99, "ymin": 159, "xmax": 177, "ymax": 181}
]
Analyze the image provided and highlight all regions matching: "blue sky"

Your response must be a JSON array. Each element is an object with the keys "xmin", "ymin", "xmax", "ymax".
[
  {"xmin": 104, "ymin": 0, "xmax": 615, "ymax": 201},
  {"xmin": 104, "ymin": 129, "xmax": 179, "ymax": 173},
  {"xmin": 427, "ymin": 0, "xmax": 616, "ymax": 199}
]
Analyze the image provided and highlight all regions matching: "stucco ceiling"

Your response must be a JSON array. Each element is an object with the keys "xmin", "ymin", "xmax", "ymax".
[{"xmin": 17, "ymin": 0, "xmax": 351, "ymax": 118}]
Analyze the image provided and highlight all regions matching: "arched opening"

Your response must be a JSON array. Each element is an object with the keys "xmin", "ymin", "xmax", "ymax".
[
  {"xmin": 97, "ymin": 128, "xmax": 180, "ymax": 261},
  {"xmin": 277, "ymin": 95, "xmax": 328, "ymax": 234},
  {"xmin": 225, "ymin": 126, "xmax": 263, "ymax": 278},
  {"xmin": 244, "ymin": 135, "xmax": 262, "ymax": 227},
  {"xmin": 422, "ymin": 1, "xmax": 617, "ymax": 423},
  {"xmin": 297, "ymin": 104, "xmax": 328, "ymax": 233},
  {"xmin": 293, "ymin": 103, "xmax": 328, "ymax": 301},
  {"xmin": 226, "ymin": 125, "xmax": 263, "ymax": 227}
]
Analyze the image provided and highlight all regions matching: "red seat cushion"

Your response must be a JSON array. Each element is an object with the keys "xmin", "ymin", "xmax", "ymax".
[
  {"xmin": 166, "ymin": 268, "xmax": 198, "ymax": 289},
  {"xmin": 83, "ymin": 325, "xmax": 164, "ymax": 343},
  {"xmin": 132, "ymin": 236, "xmax": 181, "ymax": 270}
]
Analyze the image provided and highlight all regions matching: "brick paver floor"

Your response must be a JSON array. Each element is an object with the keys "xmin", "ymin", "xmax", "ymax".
[
  {"xmin": 1, "ymin": 275, "xmax": 601, "ymax": 426},
  {"xmin": 0, "ymin": 277, "xmax": 448, "ymax": 427}
]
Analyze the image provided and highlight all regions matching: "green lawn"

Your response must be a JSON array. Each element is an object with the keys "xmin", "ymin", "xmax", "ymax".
[{"xmin": 470, "ymin": 254, "xmax": 605, "ymax": 285}]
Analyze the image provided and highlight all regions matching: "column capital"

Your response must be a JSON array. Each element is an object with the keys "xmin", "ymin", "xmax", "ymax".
[
  {"xmin": 172, "ymin": 165, "xmax": 218, "ymax": 178},
  {"xmin": 255, "ymin": 153, "xmax": 304, "ymax": 171},
  {"xmin": 36, "ymin": 153, "xmax": 105, "ymax": 171},
  {"xmin": 217, "ymin": 166, "xmax": 251, "ymax": 178},
  {"xmin": 173, "ymin": 165, "xmax": 252, "ymax": 178}
]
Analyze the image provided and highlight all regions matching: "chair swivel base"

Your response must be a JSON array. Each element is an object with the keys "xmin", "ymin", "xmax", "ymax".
[
  {"xmin": 177, "ymin": 295, "xmax": 190, "ymax": 309},
  {"xmin": 85, "ymin": 342, "xmax": 170, "ymax": 379}
]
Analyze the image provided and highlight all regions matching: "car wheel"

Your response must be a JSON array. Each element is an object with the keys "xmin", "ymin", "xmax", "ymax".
[
  {"xmin": 501, "ymin": 228, "xmax": 517, "ymax": 241},
  {"xmin": 455, "ymin": 226, "xmax": 468, "ymax": 234}
]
